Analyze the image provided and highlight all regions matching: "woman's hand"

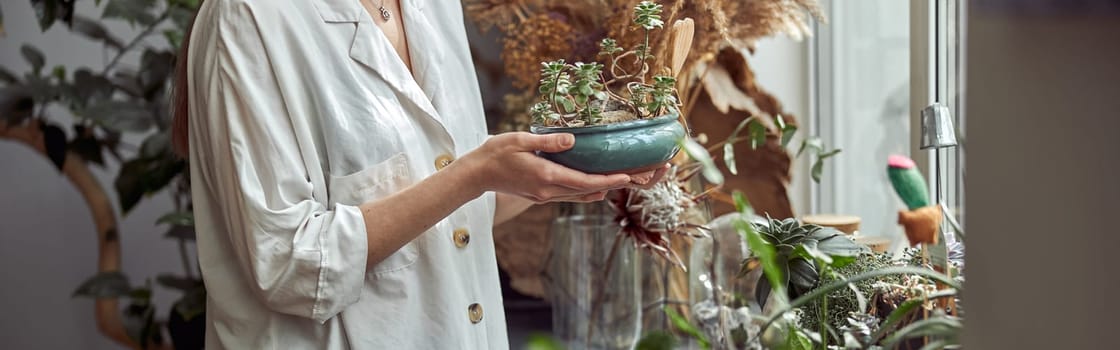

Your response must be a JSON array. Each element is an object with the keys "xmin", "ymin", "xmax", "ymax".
[{"xmin": 456, "ymin": 132, "xmax": 634, "ymax": 203}]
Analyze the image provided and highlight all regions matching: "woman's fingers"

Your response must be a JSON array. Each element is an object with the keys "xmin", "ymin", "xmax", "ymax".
[
  {"xmin": 629, "ymin": 163, "xmax": 671, "ymax": 190},
  {"xmin": 542, "ymin": 190, "xmax": 610, "ymax": 203},
  {"xmin": 512, "ymin": 132, "xmax": 575, "ymax": 153},
  {"xmin": 546, "ymin": 164, "xmax": 631, "ymax": 191}
]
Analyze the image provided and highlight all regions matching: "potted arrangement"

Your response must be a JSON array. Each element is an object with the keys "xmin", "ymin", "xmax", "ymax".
[{"xmin": 527, "ymin": 1, "xmax": 686, "ymax": 174}]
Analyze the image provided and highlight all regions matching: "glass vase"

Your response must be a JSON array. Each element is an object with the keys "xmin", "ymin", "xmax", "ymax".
[{"xmin": 545, "ymin": 214, "xmax": 641, "ymax": 350}]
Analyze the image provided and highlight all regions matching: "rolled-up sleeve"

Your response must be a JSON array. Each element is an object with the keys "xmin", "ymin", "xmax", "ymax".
[{"xmin": 188, "ymin": 0, "xmax": 366, "ymax": 323}]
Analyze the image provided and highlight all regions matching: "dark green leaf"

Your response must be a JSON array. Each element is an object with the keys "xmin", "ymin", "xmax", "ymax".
[
  {"xmin": 816, "ymin": 234, "xmax": 868, "ymax": 264},
  {"xmin": 109, "ymin": 71, "xmax": 144, "ymax": 97},
  {"xmin": 73, "ymin": 69, "xmax": 115, "ymax": 104},
  {"xmin": 122, "ymin": 298, "xmax": 159, "ymax": 347},
  {"xmin": 81, "ymin": 100, "xmax": 154, "ymax": 132},
  {"xmin": 72, "ymin": 271, "xmax": 131, "ymax": 298},
  {"xmin": 139, "ymin": 50, "xmax": 174, "ymax": 95},
  {"xmin": 787, "ymin": 258, "xmax": 818, "ymax": 298},
  {"xmin": 665, "ymin": 306, "xmax": 710, "ymax": 349},
  {"xmin": 129, "ymin": 286, "xmax": 152, "ymax": 302},
  {"xmin": 103, "ymin": 0, "xmax": 158, "ymax": 26},
  {"xmin": 777, "ymin": 115, "xmax": 798, "ymax": 148},
  {"xmin": 756, "ymin": 276, "xmax": 771, "ymax": 307},
  {"xmin": 635, "ymin": 331, "xmax": 676, "ymax": 350},
  {"xmin": 157, "ymin": 211, "xmax": 194, "ymax": 227},
  {"xmin": 748, "ymin": 120, "xmax": 766, "ymax": 150},
  {"xmin": 811, "ymin": 158, "xmax": 824, "ymax": 183},
  {"xmin": 115, "ymin": 155, "xmax": 186, "ymax": 213},
  {"xmin": 20, "ymin": 44, "xmax": 46, "ymax": 74},
  {"xmin": 71, "ymin": 15, "xmax": 125, "ymax": 49},
  {"xmin": 0, "ymin": 87, "xmax": 34, "ymax": 125},
  {"xmin": 820, "ymin": 148, "xmax": 842, "ymax": 159},
  {"xmin": 140, "ymin": 131, "xmax": 170, "ymax": 158},
  {"xmin": 68, "ymin": 125, "xmax": 105, "ymax": 165},
  {"xmin": 31, "ymin": 0, "xmax": 56, "ymax": 31},
  {"xmin": 169, "ymin": 0, "xmax": 201, "ymax": 10},
  {"xmin": 41, "ymin": 123, "xmax": 68, "ymax": 171}
]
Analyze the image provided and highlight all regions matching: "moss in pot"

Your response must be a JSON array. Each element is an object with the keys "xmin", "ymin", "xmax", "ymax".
[{"xmin": 528, "ymin": 1, "xmax": 687, "ymax": 174}]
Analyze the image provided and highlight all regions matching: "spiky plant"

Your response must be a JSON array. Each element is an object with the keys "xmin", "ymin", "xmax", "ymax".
[{"xmin": 742, "ymin": 217, "xmax": 867, "ymax": 307}]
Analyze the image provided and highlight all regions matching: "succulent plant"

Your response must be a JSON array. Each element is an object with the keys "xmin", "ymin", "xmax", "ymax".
[{"xmin": 742, "ymin": 217, "xmax": 868, "ymax": 307}]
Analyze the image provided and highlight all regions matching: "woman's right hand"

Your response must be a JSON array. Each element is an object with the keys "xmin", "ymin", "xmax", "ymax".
[{"xmin": 455, "ymin": 132, "xmax": 633, "ymax": 203}]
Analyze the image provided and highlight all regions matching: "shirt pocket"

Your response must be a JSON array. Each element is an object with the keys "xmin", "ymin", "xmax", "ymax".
[{"xmin": 327, "ymin": 152, "xmax": 419, "ymax": 276}]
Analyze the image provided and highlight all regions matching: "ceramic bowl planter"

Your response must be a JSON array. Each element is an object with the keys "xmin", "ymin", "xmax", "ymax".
[{"xmin": 531, "ymin": 114, "xmax": 686, "ymax": 174}]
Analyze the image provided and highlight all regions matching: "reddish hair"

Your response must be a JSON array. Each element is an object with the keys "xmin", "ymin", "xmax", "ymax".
[{"xmin": 171, "ymin": 8, "xmax": 198, "ymax": 158}]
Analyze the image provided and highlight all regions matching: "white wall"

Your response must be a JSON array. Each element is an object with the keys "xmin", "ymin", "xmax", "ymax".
[
  {"xmin": 746, "ymin": 36, "xmax": 812, "ymax": 217},
  {"xmin": 963, "ymin": 5, "xmax": 1120, "ymax": 349},
  {"xmin": 0, "ymin": 1, "xmax": 185, "ymax": 349}
]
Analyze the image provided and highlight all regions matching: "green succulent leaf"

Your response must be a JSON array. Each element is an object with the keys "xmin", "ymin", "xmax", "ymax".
[
  {"xmin": 633, "ymin": 1, "xmax": 665, "ymax": 30},
  {"xmin": 787, "ymin": 258, "xmax": 818, "ymax": 298}
]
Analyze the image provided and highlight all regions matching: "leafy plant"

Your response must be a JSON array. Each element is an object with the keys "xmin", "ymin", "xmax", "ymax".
[
  {"xmin": 1, "ymin": 0, "xmax": 200, "ymax": 348},
  {"xmin": 529, "ymin": 1, "xmax": 680, "ymax": 127},
  {"xmin": 741, "ymin": 217, "xmax": 868, "ymax": 308}
]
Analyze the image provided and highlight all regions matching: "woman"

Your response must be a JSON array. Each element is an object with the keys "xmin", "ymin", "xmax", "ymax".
[{"xmin": 171, "ymin": 0, "xmax": 666, "ymax": 348}]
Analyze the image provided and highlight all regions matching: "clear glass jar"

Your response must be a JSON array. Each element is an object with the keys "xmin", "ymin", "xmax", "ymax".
[{"xmin": 545, "ymin": 214, "xmax": 641, "ymax": 350}]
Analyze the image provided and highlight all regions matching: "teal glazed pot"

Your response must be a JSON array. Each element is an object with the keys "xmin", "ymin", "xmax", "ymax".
[{"xmin": 530, "ymin": 114, "xmax": 686, "ymax": 174}]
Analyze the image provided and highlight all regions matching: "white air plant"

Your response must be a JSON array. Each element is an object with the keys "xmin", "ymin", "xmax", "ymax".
[{"xmin": 610, "ymin": 163, "xmax": 714, "ymax": 270}]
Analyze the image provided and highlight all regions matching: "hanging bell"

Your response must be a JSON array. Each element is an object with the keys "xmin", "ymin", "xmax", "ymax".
[{"xmin": 920, "ymin": 103, "xmax": 959, "ymax": 149}]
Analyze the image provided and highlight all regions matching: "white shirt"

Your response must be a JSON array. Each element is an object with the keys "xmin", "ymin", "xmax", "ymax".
[{"xmin": 186, "ymin": 0, "xmax": 508, "ymax": 348}]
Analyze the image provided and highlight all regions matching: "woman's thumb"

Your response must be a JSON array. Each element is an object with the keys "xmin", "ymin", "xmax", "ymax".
[{"xmin": 527, "ymin": 133, "xmax": 575, "ymax": 153}]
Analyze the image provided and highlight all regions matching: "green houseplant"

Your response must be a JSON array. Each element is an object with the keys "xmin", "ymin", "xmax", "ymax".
[
  {"xmin": 0, "ymin": 0, "xmax": 201, "ymax": 348},
  {"xmin": 528, "ymin": 1, "xmax": 686, "ymax": 174}
]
